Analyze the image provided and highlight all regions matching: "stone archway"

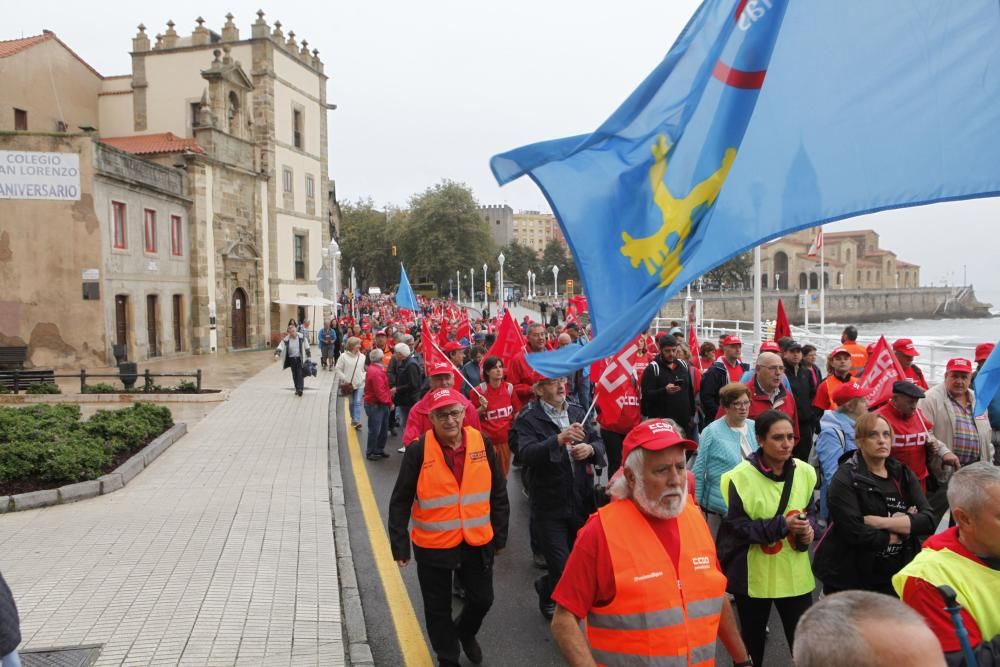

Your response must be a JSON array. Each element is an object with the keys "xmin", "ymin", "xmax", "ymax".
[{"xmin": 774, "ymin": 251, "xmax": 789, "ymax": 290}]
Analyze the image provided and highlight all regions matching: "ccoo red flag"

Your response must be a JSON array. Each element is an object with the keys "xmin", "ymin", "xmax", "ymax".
[
  {"xmin": 774, "ymin": 299, "xmax": 791, "ymax": 341},
  {"xmin": 590, "ymin": 337, "xmax": 643, "ymax": 434},
  {"xmin": 456, "ymin": 313, "xmax": 471, "ymax": 343},
  {"xmin": 485, "ymin": 310, "xmax": 525, "ymax": 368},
  {"xmin": 859, "ymin": 336, "xmax": 906, "ymax": 408}
]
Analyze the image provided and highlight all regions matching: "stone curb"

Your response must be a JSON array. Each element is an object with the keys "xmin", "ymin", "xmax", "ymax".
[
  {"xmin": 4, "ymin": 422, "xmax": 188, "ymax": 513},
  {"xmin": 327, "ymin": 391, "xmax": 374, "ymax": 667}
]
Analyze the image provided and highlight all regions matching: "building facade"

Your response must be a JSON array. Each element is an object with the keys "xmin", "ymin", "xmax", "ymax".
[
  {"xmin": 0, "ymin": 14, "xmax": 332, "ymax": 367},
  {"xmin": 760, "ymin": 228, "xmax": 919, "ymax": 291},
  {"xmin": 479, "ymin": 204, "xmax": 513, "ymax": 248}
]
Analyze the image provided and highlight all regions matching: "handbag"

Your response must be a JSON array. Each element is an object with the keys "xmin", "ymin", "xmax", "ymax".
[{"xmin": 340, "ymin": 354, "xmax": 361, "ymax": 396}]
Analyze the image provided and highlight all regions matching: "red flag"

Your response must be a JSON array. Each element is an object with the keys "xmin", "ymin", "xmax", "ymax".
[
  {"xmin": 685, "ymin": 299, "xmax": 699, "ymax": 356},
  {"xmin": 484, "ymin": 310, "xmax": 525, "ymax": 367},
  {"xmin": 422, "ymin": 318, "xmax": 448, "ymax": 367},
  {"xmin": 437, "ymin": 318, "xmax": 450, "ymax": 346},
  {"xmin": 456, "ymin": 313, "xmax": 471, "ymax": 343},
  {"xmin": 859, "ymin": 336, "xmax": 906, "ymax": 408},
  {"xmin": 590, "ymin": 337, "xmax": 643, "ymax": 434},
  {"xmin": 774, "ymin": 299, "xmax": 791, "ymax": 341}
]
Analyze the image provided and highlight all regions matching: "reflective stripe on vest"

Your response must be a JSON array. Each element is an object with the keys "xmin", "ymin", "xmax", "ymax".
[
  {"xmin": 410, "ymin": 427, "xmax": 494, "ymax": 549},
  {"xmin": 893, "ymin": 546, "xmax": 1000, "ymax": 639},
  {"xmin": 586, "ymin": 500, "xmax": 727, "ymax": 667},
  {"xmin": 720, "ymin": 459, "xmax": 817, "ymax": 599}
]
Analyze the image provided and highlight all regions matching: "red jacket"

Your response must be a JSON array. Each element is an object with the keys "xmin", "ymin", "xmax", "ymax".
[
  {"xmin": 874, "ymin": 401, "xmax": 934, "ymax": 483},
  {"xmin": 719, "ymin": 378, "xmax": 800, "ymax": 444},
  {"xmin": 507, "ymin": 349, "xmax": 547, "ymax": 403},
  {"xmin": 364, "ymin": 362, "xmax": 392, "ymax": 405}
]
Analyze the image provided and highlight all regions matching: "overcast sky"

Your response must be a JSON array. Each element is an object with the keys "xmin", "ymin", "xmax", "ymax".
[{"xmin": 10, "ymin": 1, "xmax": 999, "ymax": 293}]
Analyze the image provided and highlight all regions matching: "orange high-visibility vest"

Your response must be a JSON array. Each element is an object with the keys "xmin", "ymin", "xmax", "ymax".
[
  {"xmin": 411, "ymin": 427, "xmax": 494, "ymax": 549},
  {"xmin": 587, "ymin": 499, "xmax": 727, "ymax": 667}
]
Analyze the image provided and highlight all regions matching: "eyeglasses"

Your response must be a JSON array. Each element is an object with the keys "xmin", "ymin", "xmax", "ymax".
[
  {"xmin": 730, "ymin": 401, "xmax": 751, "ymax": 409},
  {"xmin": 433, "ymin": 408, "xmax": 465, "ymax": 422}
]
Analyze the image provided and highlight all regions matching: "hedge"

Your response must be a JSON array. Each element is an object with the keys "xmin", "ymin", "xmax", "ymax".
[{"xmin": 0, "ymin": 403, "xmax": 173, "ymax": 487}]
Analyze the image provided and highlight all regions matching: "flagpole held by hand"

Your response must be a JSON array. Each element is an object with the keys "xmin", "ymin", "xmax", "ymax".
[{"xmin": 429, "ymin": 338, "xmax": 485, "ymax": 399}]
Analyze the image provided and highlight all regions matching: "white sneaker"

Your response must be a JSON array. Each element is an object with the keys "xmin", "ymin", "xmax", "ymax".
[{"xmin": 397, "ymin": 446, "xmax": 406, "ymax": 453}]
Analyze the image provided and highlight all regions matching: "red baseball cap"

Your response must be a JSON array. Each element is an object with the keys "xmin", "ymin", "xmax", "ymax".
[
  {"xmin": 443, "ymin": 341, "xmax": 466, "ymax": 353},
  {"xmin": 829, "ymin": 345, "xmax": 852, "ymax": 358},
  {"xmin": 721, "ymin": 335, "xmax": 743, "ymax": 347},
  {"xmin": 759, "ymin": 341, "xmax": 781, "ymax": 353},
  {"xmin": 946, "ymin": 358, "xmax": 973, "ymax": 374},
  {"xmin": 893, "ymin": 338, "xmax": 919, "ymax": 357},
  {"xmin": 622, "ymin": 419, "xmax": 697, "ymax": 462},
  {"xmin": 376, "ymin": 328, "xmax": 387, "ymax": 336},
  {"xmin": 833, "ymin": 381, "xmax": 868, "ymax": 405},
  {"xmin": 428, "ymin": 361, "xmax": 453, "ymax": 376},
  {"xmin": 975, "ymin": 343, "xmax": 995, "ymax": 363},
  {"xmin": 427, "ymin": 388, "xmax": 464, "ymax": 412}
]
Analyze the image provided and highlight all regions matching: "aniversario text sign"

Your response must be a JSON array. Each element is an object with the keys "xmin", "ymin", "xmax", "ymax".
[{"xmin": 0, "ymin": 151, "xmax": 81, "ymax": 200}]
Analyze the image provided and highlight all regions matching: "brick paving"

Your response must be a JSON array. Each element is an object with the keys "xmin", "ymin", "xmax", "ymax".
[{"xmin": 0, "ymin": 364, "xmax": 343, "ymax": 666}]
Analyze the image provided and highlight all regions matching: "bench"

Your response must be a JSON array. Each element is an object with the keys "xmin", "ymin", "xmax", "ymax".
[
  {"xmin": 0, "ymin": 369, "xmax": 56, "ymax": 392},
  {"xmin": 0, "ymin": 346, "xmax": 27, "ymax": 370}
]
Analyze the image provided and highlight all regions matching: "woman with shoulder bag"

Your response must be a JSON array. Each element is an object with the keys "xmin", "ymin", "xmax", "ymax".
[
  {"xmin": 336, "ymin": 337, "xmax": 366, "ymax": 428},
  {"xmin": 812, "ymin": 412, "xmax": 934, "ymax": 596},
  {"xmin": 717, "ymin": 410, "xmax": 818, "ymax": 667}
]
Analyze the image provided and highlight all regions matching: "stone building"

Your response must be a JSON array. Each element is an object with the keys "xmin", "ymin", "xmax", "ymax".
[
  {"xmin": 479, "ymin": 204, "xmax": 514, "ymax": 248},
  {"xmin": 0, "ymin": 13, "xmax": 332, "ymax": 366},
  {"xmin": 760, "ymin": 228, "xmax": 919, "ymax": 291},
  {"xmin": 511, "ymin": 210, "xmax": 567, "ymax": 255}
]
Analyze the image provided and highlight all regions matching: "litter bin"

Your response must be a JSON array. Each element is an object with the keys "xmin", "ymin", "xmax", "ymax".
[{"xmin": 112, "ymin": 344, "xmax": 128, "ymax": 365}]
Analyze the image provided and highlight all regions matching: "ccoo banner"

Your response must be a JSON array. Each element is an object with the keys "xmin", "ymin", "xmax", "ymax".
[{"xmin": 0, "ymin": 151, "xmax": 81, "ymax": 200}]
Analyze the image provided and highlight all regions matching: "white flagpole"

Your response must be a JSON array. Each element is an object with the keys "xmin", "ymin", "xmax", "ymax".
[
  {"xmin": 753, "ymin": 245, "xmax": 762, "ymax": 352},
  {"xmin": 819, "ymin": 227, "xmax": 826, "ymax": 337}
]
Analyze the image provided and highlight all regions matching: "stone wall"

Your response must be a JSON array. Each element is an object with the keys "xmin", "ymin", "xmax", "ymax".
[{"xmin": 657, "ymin": 287, "xmax": 959, "ymax": 325}]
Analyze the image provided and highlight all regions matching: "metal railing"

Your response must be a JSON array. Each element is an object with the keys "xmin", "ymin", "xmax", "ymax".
[
  {"xmin": 654, "ymin": 317, "xmax": 976, "ymax": 385},
  {"xmin": 0, "ymin": 368, "xmax": 202, "ymax": 394}
]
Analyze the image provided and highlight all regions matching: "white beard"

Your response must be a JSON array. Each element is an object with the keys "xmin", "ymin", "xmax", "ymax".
[{"xmin": 633, "ymin": 475, "xmax": 687, "ymax": 519}]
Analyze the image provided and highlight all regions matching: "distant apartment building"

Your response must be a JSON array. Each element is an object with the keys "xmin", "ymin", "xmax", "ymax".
[
  {"xmin": 0, "ymin": 14, "xmax": 333, "ymax": 367},
  {"xmin": 510, "ymin": 210, "xmax": 568, "ymax": 256}
]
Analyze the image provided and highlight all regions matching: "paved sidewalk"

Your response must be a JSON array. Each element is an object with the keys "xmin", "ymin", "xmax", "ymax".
[{"xmin": 0, "ymin": 363, "xmax": 343, "ymax": 666}]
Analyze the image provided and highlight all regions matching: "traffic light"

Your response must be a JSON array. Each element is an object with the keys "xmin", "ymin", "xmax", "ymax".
[
  {"xmin": 391, "ymin": 245, "xmax": 397, "ymax": 257},
  {"xmin": 566, "ymin": 279, "xmax": 574, "ymax": 294},
  {"xmin": 486, "ymin": 281, "xmax": 492, "ymax": 295}
]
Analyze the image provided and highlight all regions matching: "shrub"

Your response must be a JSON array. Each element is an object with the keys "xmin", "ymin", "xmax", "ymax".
[
  {"xmin": 0, "ymin": 385, "xmax": 10, "ymax": 395},
  {"xmin": 175, "ymin": 380, "xmax": 198, "ymax": 393},
  {"xmin": 0, "ymin": 403, "xmax": 173, "ymax": 487},
  {"xmin": 25, "ymin": 382, "xmax": 61, "ymax": 395},
  {"xmin": 83, "ymin": 383, "xmax": 118, "ymax": 394}
]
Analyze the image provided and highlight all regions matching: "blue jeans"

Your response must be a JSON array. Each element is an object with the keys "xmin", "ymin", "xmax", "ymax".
[
  {"xmin": 350, "ymin": 386, "xmax": 364, "ymax": 424},
  {"xmin": 2, "ymin": 651, "xmax": 22, "ymax": 667},
  {"xmin": 397, "ymin": 405, "xmax": 412, "ymax": 437},
  {"xmin": 364, "ymin": 403, "xmax": 390, "ymax": 455}
]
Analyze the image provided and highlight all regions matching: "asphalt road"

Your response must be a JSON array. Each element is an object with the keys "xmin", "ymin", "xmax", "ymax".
[{"xmin": 337, "ymin": 398, "xmax": 796, "ymax": 667}]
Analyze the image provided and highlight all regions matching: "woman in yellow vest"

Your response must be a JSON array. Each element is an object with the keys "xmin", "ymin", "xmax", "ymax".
[{"xmin": 717, "ymin": 410, "xmax": 818, "ymax": 667}]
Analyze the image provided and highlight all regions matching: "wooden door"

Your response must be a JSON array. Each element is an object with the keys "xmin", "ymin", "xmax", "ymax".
[
  {"xmin": 146, "ymin": 295, "xmax": 159, "ymax": 357},
  {"xmin": 232, "ymin": 288, "xmax": 248, "ymax": 349},
  {"xmin": 115, "ymin": 296, "xmax": 128, "ymax": 346},
  {"xmin": 172, "ymin": 294, "xmax": 183, "ymax": 352}
]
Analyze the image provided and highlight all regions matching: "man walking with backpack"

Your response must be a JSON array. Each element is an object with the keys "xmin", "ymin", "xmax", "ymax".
[{"xmin": 640, "ymin": 335, "xmax": 696, "ymax": 435}]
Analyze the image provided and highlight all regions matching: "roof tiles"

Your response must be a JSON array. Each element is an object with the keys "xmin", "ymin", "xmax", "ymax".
[{"xmin": 100, "ymin": 132, "xmax": 205, "ymax": 155}]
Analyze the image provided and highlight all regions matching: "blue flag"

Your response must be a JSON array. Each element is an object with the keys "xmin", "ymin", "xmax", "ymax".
[
  {"xmin": 395, "ymin": 264, "xmax": 419, "ymax": 312},
  {"xmin": 974, "ymin": 342, "xmax": 1000, "ymax": 418},
  {"xmin": 491, "ymin": 0, "xmax": 1000, "ymax": 377}
]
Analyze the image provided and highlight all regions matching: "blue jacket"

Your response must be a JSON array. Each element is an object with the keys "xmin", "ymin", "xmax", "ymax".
[
  {"xmin": 815, "ymin": 410, "xmax": 857, "ymax": 520},
  {"xmin": 691, "ymin": 417, "xmax": 755, "ymax": 515}
]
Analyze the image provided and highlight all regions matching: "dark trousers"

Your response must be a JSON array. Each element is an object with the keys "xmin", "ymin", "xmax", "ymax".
[
  {"xmin": 793, "ymin": 420, "xmax": 814, "ymax": 462},
  {"xmin": 287, "ymin": 357, "xmax": 304, "ymax": 393},
  {"xmin": 364, "ymin": 403, "xmax": 389, "ymax": 455},
  {"xmin": 602, "ymin": 429, "xmax": 626, "ymax": 477},
  {"xmin": 535, "ymin": 516, "xmax": 580, "ymax": 603},
  {"xmin": 416, "ymin": 549, "xmax": 494, "ymax": 667},
  {"xmin": 734, "ymin": 593, "xmax": 813, "ymax": 667}
]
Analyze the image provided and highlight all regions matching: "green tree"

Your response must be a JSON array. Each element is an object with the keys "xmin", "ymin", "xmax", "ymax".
[
  {"xmin": 703, "ymin": 251, "xmax": 753, "ymax": 289},
  {"xmin": 398, "ymin": 181, "xmax": 496, "ymax": 289},
  {"xmin": 496, "ymin": 242, "xmax": 538, "ymax": 290},
  {"xmin": 338, "ymin": 198, "xmax": 400, "ymax": 289},
  {"xmin": 540, "ymin": 239, "xmax": 580, "ymax": 291}
]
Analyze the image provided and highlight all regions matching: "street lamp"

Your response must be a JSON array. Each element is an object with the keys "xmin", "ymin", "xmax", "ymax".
[
  {"xmin": 483, "ymin": 263, "xmax": 488, "ymax": 315},
  {"xmin": 498, "ymin": 252, "xmax": 505, "ymax": 311},
  {"xmin": 470, "ymin": 268, "xmax": 475, "ymax": 304},
  {"xmin": 328, "ymin": 239, "xmax": 341, "ymax": 319},
  {"xmin": 527, "ymin": 270, "xmax": 532, "ymax": 300},
  {"xmin": 449, "ymin": 278, "xmax": 453, "ymax": 299},
  {"xmin": 552, "ymin": 265, "xmax": 559, "ymax": 299},
  {"xmin": 774, "ymin": 273, "xmax": 781, "ymax": 292},
  {"xmin": 457, "ymin": 270, "xmax": 461, "ymax": 304}
]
